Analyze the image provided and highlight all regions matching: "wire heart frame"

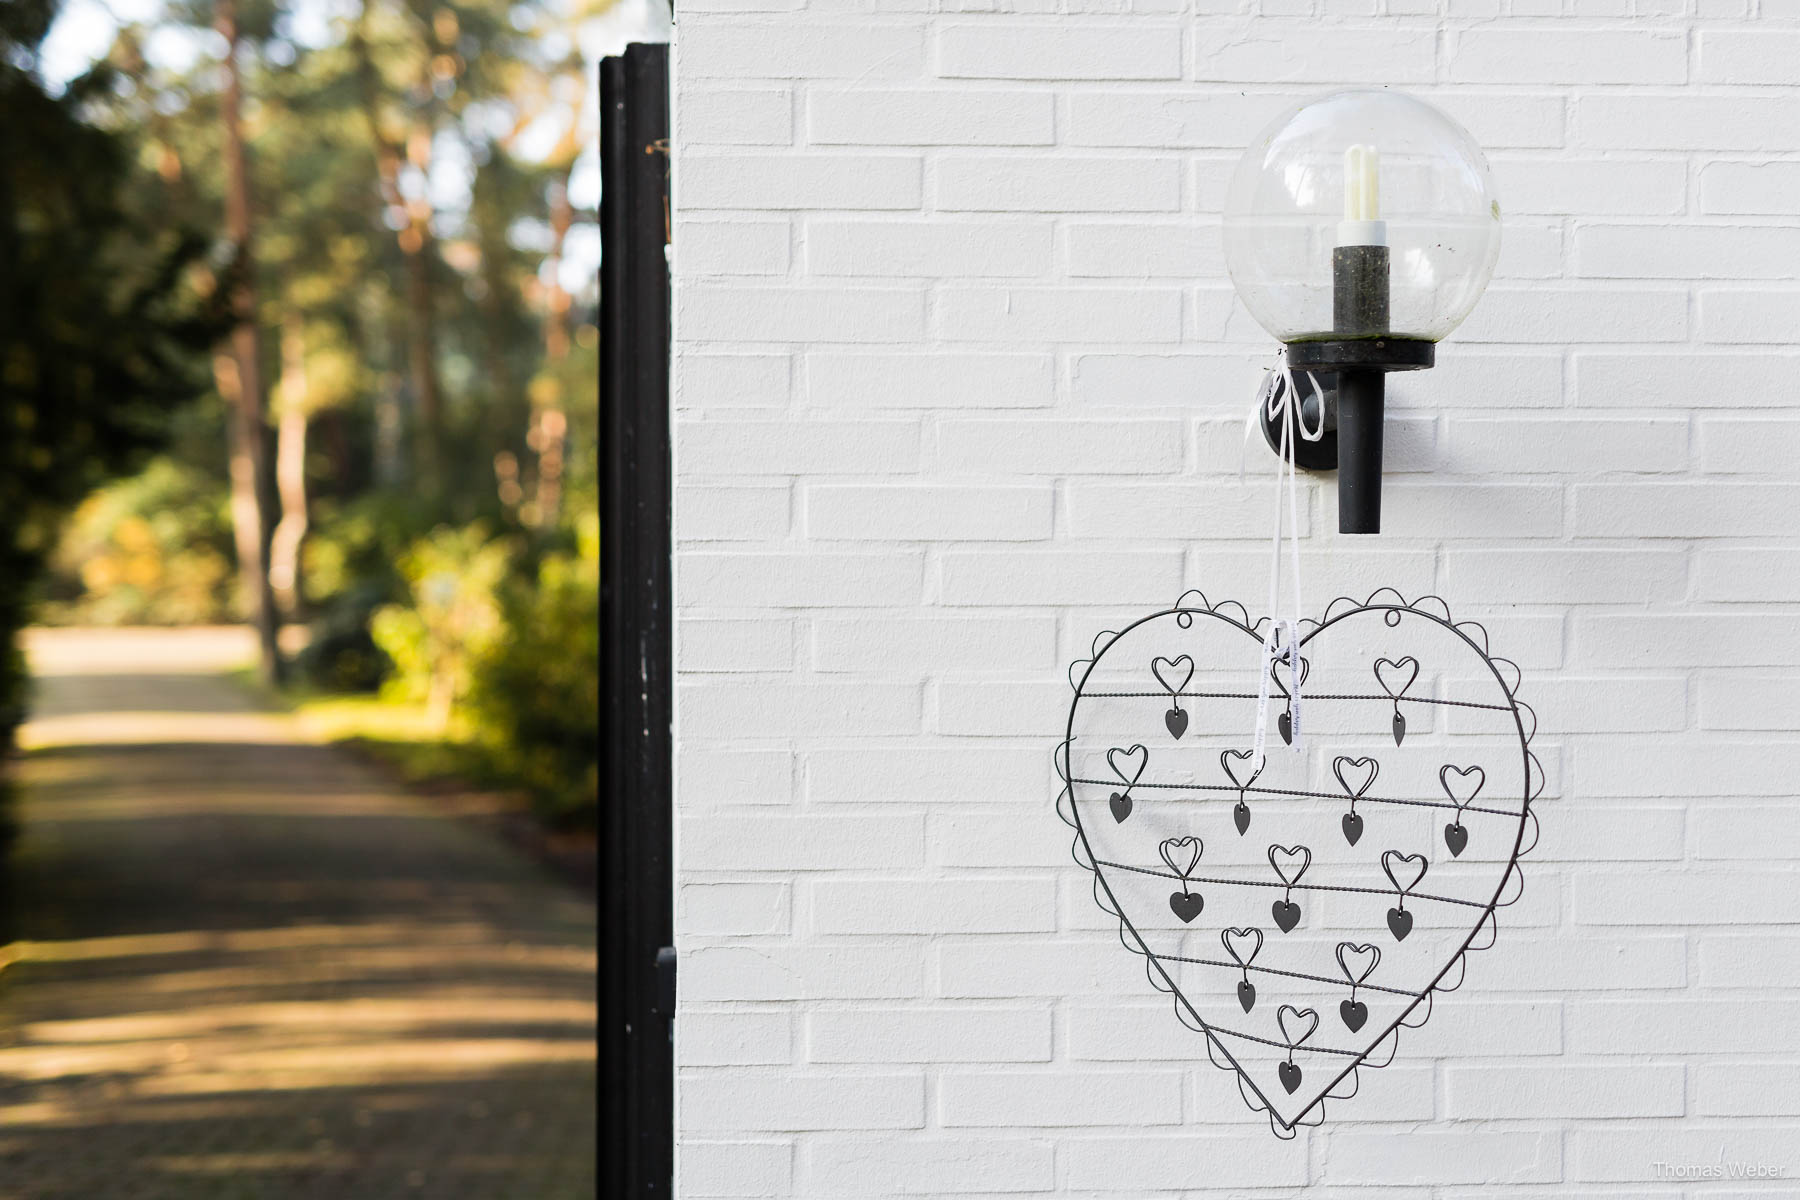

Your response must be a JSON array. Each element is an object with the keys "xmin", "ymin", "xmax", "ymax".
[{"xmin": 1054, "ymin": 589, "xmax": 1544, "ymax": 1137}]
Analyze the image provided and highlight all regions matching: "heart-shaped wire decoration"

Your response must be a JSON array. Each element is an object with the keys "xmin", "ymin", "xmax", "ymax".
[{"xmin": 1055, "ymin": 588, "xmax": 1543, "ymax": 1137}]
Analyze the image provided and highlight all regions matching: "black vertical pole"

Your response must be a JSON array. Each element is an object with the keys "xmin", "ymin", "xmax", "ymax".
[
  {"xmin": 1331, "ymin": 243, "xmax": 1390, "ymax": 534},
  {"xmin": 601, "ymin": 42, "xmax": 673, "ymax": 1199}
]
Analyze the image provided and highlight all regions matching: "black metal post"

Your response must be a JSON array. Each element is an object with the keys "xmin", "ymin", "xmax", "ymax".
[
  {"xmin": 1330, "ymin": 242, "xmax": 1390, "ymax": 534},
  {"xmin": 1335, "ymin": 370, "xmax": 1384, "ymax": 534},
  {"xmin": 601, "ymin": 41, "xmax": 673, "ymax": 1200}
]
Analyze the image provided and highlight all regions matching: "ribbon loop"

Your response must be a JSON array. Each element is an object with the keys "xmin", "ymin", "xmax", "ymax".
[{"xmin": 1248, "ymin": 351, "xmax": 1314, "ymax": 758}]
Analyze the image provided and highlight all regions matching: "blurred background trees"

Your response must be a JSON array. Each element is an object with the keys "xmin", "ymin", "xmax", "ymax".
[{"xmin": 20, "ymin": 0, "xmax": 602, "ymax": 831}]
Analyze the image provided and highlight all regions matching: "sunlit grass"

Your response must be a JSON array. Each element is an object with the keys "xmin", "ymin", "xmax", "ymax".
[{"xmin": 231, "ymin": 670, "xmax": 506, "ymax": 793}]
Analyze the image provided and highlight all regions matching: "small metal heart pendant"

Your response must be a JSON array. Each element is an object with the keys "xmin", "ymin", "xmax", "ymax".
[
  {"xmin": 1387, "ymin": 907, "xmax": 1413, "ymax": 942},
  {"xmin": 1238, "ymin": 980, "xmax": 1256, "ymax": 1013},
  {"xmin": 1444, "ymin": 822, "xmax": 1468, "ymax": 857},
  {"xmin": 1341, "ymin": 811, "xmax": 1363, "ymax": 846},
  {"xmin": 1233, "ymin": 801, "xmax": 1251, "ymax": 835},
  {"xmin": 1340, "ymin": 999, "xmax": 1368, "ymax": 1032},
  {"xmin": 1164, "ymin": 707, "xmax": 1188, "ymax": 740}
]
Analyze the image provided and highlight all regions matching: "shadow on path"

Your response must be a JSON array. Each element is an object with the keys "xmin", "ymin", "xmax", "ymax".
[{"xmin": 0, "ymin": 628, "xmax": 597, "ymax": 1199}]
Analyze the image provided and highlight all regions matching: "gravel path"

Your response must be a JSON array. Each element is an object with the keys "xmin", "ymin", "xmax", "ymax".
[{"xmin": 0, "ymin": 628, "xmax": 597, "ymax": 1199}]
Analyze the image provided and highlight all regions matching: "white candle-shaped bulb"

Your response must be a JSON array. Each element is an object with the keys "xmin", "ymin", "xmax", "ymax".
[
  {"xmin": 1345, "ymin": 144, "xmax": 1380, "ymax": 220},
  {"xmin": 1337, "ymin": 144, "xmax": 1387, "ymax": 247}
]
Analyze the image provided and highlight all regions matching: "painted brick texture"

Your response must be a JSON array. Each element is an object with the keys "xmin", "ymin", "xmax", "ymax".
[{"xmin": 669, "ymin": 2, "xmax": 1800, "ymax": 1193}]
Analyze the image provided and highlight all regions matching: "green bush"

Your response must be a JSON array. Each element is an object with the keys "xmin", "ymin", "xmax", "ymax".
[
  {"xmin": 469, "ymin": 513, "xmax": 599, "ymax": 829},
  {"xmin": 39, "ymin": 458, "xmax": 235, "ymax": 626},
  {"xmin": 369, "ymin": 523, "xmax": 513, "ymax": 729}
]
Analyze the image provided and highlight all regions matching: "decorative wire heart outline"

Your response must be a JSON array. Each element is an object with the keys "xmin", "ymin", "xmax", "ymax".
[
  {"xmin": 1440, "ymin": 763, "xmax": 1486, "ymax": 808},
  {"xmin": 1158, "ymin": 836, "xmax": 1203, "ymax": 879},
  {"xmin": 1373, "ymin": 655, "xmax": 1419, "ymax": 699},
  {"xmin": 1055, "ymin": 588, "xmax": 1543, "ymax": 1137},
  {"xmin": 1220, "ymin": 749, "xmax": 1263, "ymax": 791},
  {"xmin": 1336, "ymin": 941, "xmax": 1381, "ymax": 986},
  {"xmin": 1266, "ymin": 843, "xmax": 1311, "ymax": 887},
  {"xmin": 1107, "ymin": 745, "xmax": 1147, "ymax": 787},
  {"xmin": 1152, "ymin": 655, "xmax": 1195, "ymax": 697},
  {"xmin": 1331, "ymin": 755, "xmax": 1380, "ymax": 799},
  {"xmin": 1381, "ymin": 850, "xmax": 1429, "ymax": 896},
  {"xmin": 1221, "ymin": 926, "xmax": 1263, "ymax": 967}
]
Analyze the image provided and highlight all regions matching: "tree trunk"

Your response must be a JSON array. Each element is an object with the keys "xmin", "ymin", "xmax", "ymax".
[
  {"xmin": 354, "ymin": 2, "xmax": 442, "ymax": 491},
  {"xmin": 268, "ymin": 313, "xmax": 310, "ymax": 622},
  {"xmin": 530, "ymin": 169, "xmax": 574, "ymax": 529},
  {"xmin": 216, "ymin": 0, "xmax": 283, "ymax": 685}
]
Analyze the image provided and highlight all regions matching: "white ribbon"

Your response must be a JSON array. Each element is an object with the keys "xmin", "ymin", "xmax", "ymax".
[{"xmin": 1248, "ymin": 353, "xmax": 1323, "ymax": 768}]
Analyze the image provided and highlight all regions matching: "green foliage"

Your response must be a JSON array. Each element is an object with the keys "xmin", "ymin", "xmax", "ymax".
[
  {"xmin": 468, "ymin": 514, "xmax": 599, "ymax": 828},
  {"xmin": 40, "ymin": 459, "xmax": 235, "ymax": 625},
  {"xmin": 370, "ymin": 523, "xmax": 513, "ymax": 727}
]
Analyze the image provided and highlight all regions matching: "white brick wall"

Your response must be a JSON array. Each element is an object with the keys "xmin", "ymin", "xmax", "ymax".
[{"xmin": 670, "ymin": 2, "xmax": 1800, "ymax": 1192}]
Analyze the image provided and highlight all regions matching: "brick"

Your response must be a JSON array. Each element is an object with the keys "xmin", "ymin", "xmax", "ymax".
[
  {"xmin": 682, "ymin": 1072, "xmax": 924, "ymax": 1131},
  {"xmin": 810, "ymin": 877, "xmax": 1054, "ymax": 935},
  {"xmin": 682, "ymin": 813, "xmax": 925, "ymax": 872},
  {"xmin": 1575, "ymin": 735, "xmax": 1800, "ymax": 795},
  {"xmin": 936, "ymin": 23, "xmax": 1181, "ymax": 80},
  {"xmin": 1696, "ymin": 673, "xmax": 1795, "ymax": 730},
  {"xmin": 679, "ymin": 881, "xmax": 792, "ymax": 937},
  {"xmin": 1441, "ymin": 416, "xmax": 1687, "ymax": 475},
  {"xmin": 940, "ymin": 549, "xmax": 1184, "ymax": 607},
  {"xmin": 678, "ymin": 1010, "xmax": 794, "ymax": 1066},
  {"xmin": 1700, "ymin": 289, "xmax": 1800, "ymax": 345},
  {"xmin": 1442, "ymin": 548, "xmax": 1686, "ymax": 604},
  {"xmin": 1688, "ymin": 803, "xmax": 1800, "ymax": 860},
  {"xmin": 1193, "ymin": 21, "xmax": 1437, "ymax": 83},
  {"xmin": 936, "ymin": 156, "xmax": 1181, "ymax": 213},
  {"xmin": 680, "ymin": 285, "xmax": 926, "ymax": 343},
  {"xmin": 1572, "ymin": 484, "xmax": 1800, "ymax": 539},
  {"xmin": 936, "ymin": 938, "xmax": 1152, "ymax": 997},
  {"xmin": 1456, "ymin": 287, "xmax": 1687, "ymax": 344},
  {"xmin": 807, "ymin": 746, "xmax": 1051, "ymax": 805},
  {"xmin": 1694, "ymin": 548, "xmax": 1800, "ymax": 602},
  {"xmin": 812, "ymin": 615, "xmax": 1057, "ymax": 672},
  {"xmin": 807, "ymin": 89, "xmax": 1054, "ymax": 145},
  {"xmin": 1066, "ymin": 91, "xmax": 1306, "ymax": 149},
  {"xmin": 1495, "ymin": 158, "xmax": 1685, "ymax": 216},
  {"xmin": 677, "ymin": 219, "xmax": 790, "ymax": 276},
  {"xmin": 938, "ymin": 1070, "xmax": 1182, "ymax": 1127},
  {"xmin": 807, "ymin": 1137, "xmax": 1055, "ymax": 1194},
  {"xmin": 1702, "ymin": 161, "xmax": 1800, "ymax": 216},
  {"xmin": 806, "ymin": 352, "xmax": 1054, "ymax": 409},
  {"xmin": 678, "ymin": 748, "xmax": 793, "ymax": 807},
  {"xmin": 1452, "ymin": 28, "xmax": 1685, "ymax": 83},
  {"xmin": 679, "ymin": 153, "xmax": 922, "ymax": 212},
  {"xmin": 679, "ymin": 22, "xmax": 927, "ymax": 80},
  {"xmin": 678, "ymin": 87, "xmax": 793, "ymax": 146},
  {"xmin": 1572, "ymin": 1126, "xmax": 1800, "ymax": 1183},
  {"xmin": 677, "ymin": 352, "xmax": 790, "ymax": 407},
  {"xmin": 1577, "ymin": 869, "xmax": 1800, "ymax": 925},
  {"xmin": 934, "ymin": 680, "xmax": 1066, "ymax": 737},
  {"xmin": 1073, "ymin": 352, "xmax": 1263, "ymax": 407},
  {"xmin": 678, "ymin": 419, "xmax": 920, "ymax": 477},
  {"xmin": 679, "ymin": 619, "xmax": 794, "ymax": 673},
  {"xmin": 1574, "ymin": 351, "xmax": 1800, "ymax": 409},
  {"xmin": 1066, "ymin": 482, "xmax": 1304, "ymax": 540},
  {"xmin": 1379, "ymin": 483, "xmax": 1564, "ymax": 538},
  {"xmin": 1319, "ymin": 1130, "xmax": 1561, "ymax": 1185},
  {"xmin": 682, "ymin": 944, "xmax": 926, "ymax": 1002},
  {"xmin": 1697, "ymin": 418, "xmax": 1800, "ymax": 475},
  {"xmin": 683, "ymin": 681, "xmax": 923, "ymax": 737},
  {"xmin": 938, "ymin": 419, "xmax": 1185, "ymax": 475},
  {"xmin": 806, "ymin": 484, "xmax": 1052, "ymax": 541},
  {"xmin": 1699, "ymin": 934, "xmax": 1800, "ymax": 988},
  {"xmin": 807, "ymin": 1007, "xmax": 1052, "ymax": 1064},
  {"xmin": 1578, "ymin": 225, "xmax": 1800, "ymax": 281},
  {"xmin": 679, "ymin": 1142, "xmax": 792, "ymax": 1198},
  {"xmin": 1698, "ymin": 29, "xmax": 1800, "ymax": 83},
  {"xmin": 1445, "ymin": 1064, "xmax": 1685, "ymax": 1120},
  {"xmin": 1065, "ymin": 221, "xmax": 1225, "ymax": 279},
  {"xmin": 807, "ymin": 219, "xmax": 1050, "ymax": 278},
  {"xmin": 1694, "ymin": 1065, "xmax": 1800, "ymax": 1116},
  {"xmin": 1062, "ymin": 1135, "xmax": 1311, "ymax": 1189},
  {"xmin": 1570, "ymin": 1000, "xmax": 1800, "ymax": 1055},
  {"xmin": 1578, "ymin": 95, "xmax": 1800, "ymax": 151},
  {"xmin": 677, "ymin": 485, "xmax": 792, "ymax": 542}
]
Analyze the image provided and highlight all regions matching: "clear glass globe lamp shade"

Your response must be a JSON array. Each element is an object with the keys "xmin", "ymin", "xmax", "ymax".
[{"xmin": 1223, "ymin": 90, "xmax": 1501, "ymax": 344}]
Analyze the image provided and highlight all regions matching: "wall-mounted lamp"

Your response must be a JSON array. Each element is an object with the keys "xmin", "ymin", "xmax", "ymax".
[{"xmin": 1223, "ymin": 90, "xmax": 1501, "ymax": 534}]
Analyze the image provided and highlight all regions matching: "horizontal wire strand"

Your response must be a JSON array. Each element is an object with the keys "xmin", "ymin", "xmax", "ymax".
[
  {"xmin": 1080, "ymin": 690, "xmax": 1512, "ymax": 712},
  {"xmin": 1069, "ymin": 777, "xmax": 1524, "ymax": 820},
  {"xmin": 1095, "ymin": 858, "xmax": 1485, "ymax": 909},
  {"xmin": 1156, "ymin": 952, "xmax": 1421, "ymax": 999}
]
